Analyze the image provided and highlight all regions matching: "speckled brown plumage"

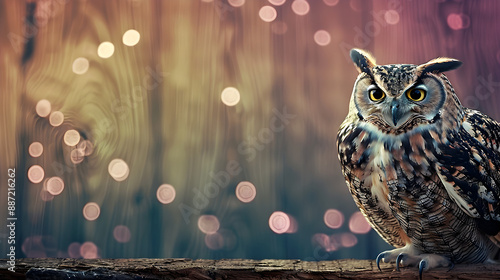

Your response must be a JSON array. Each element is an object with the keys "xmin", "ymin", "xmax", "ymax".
[{"xmin": 337, "ymin": 49, "xmax": 500, "ymax": 274}]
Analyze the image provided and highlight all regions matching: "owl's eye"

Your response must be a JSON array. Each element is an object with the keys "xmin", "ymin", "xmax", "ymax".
[
  {"xmin": 368, "ymin": 88, "xmax": 385, "ymax": 102},
  {"xmin": 406, "ymin": 88, "xmax": 427, "ymax": 102}
]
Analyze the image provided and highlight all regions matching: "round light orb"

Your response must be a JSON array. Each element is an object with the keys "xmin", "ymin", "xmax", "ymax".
[
  {"xmin": 259, "ymin": 6, "xmax": 277, "ymax": 22},
  {"xmin": 269, "ymin": 211, "xmax": 290, "ymax": 234},
  {"xmin": 349, "ymin": 211, "xmax": 372, "ymax": 234},
  {"xmin": 80, "ymin": 241, "xmax": 98, "ymax": 259},
  {"xmin": 157, "ymin": 184, "xmax": 176, "ymax": 204},
  {"xmin": 198, "ymin": 215, "xmax": 220, "ymax": 234},
  {"xmin": 46, "ymin": 177, "xmax": 65, "ymax": 196},
  {"xmin": 314, "ymin": 30, "xmax": 331, "ymax": 46},
  {"xmin": 113, "ymin": 225, "xmax": 131, "ymax": 243},
  {"xmin": 64, "ymin": 129, "xmax": 81, "ymax": 146},
  {"xmin": 323, "ymin": 209, "xmax": 344, "ymax": 229},
  {"xmin": 108, "ymin": 158, "xmax": 130, "ymax": 182},
  {"xmin": 49, "ymin": 111, "xmax": 64, "ymax": 126},
  {"xmin": 29, "ymin": 142, "xmax": 43, "ymax": 158},
  {"xmin": 83, "ymin": 202, "xmax": 100, "ymax": 221},
  {"xmin": 221, "ymin": 87, "xmax": 241, "ymax": 106},
  {"xmin": 123, "ymin": 29, "xmax": 140, "ymax": 46},
  {"xmin": 228, "ymin": 0, "xmax": 245, "ymax": 7},
  {"xmin": 269, "ymin": 0, "xmax": 286, "ymax": 6},
  {"xmin": 235, "ymin": 181, "xmax": 256, "ymax": 203},
  {"xmin": 36, "ymin": 99, "xmax": 51, "ymax": 117},
  {"xmin": 72, "ymin": 57, "xmax": 89, "ymax": 75},
  {"xmin": 28, "ymin": 165, "xmax": 45, "ymax": 184},
  {"xmin": 291, "ymin": 0, "xmax": 310, "ymax": 16}
]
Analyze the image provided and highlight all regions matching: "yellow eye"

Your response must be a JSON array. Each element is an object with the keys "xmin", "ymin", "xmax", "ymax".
[
  {"xmin": 407, "ymin": 88, "xmax": 426, "ymax": 102},
  {"xmin": 369, "ymin": 88, "xmax": 385, "ymax": 102}
]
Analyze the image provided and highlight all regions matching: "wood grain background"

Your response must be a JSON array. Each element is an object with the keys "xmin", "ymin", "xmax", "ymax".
[{"xmin": 0, "ymin": 0, "xmax": 499, "ymax": 260}]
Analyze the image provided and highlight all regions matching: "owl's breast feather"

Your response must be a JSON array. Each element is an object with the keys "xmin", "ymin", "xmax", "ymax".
[{"xmin": 339, "ymin": 121, "xmax": 442, "ymax": 209}]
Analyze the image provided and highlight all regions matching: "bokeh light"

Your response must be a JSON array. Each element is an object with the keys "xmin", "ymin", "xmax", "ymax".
[
  {"xmin": 323, "ymin": 209, "xmax": 344, "ymax": 229},
  {"xmin": 271, "ymin": 21, "xmax": 288, "ymax": 35},
  {"xmin": 77, "ymin": 140, "xmax": 95, "ymax": 156},
  {"xmin": 205, "ymin": 232, "xmax": 224, "ymax": 250},
  {"xmin": 286, "ymin": 214, "xmax": 298, "ymax": 234},
  {"xmin": 22, "ymin": 236, "xmax": 49, "ymax": 258},
  {"xmin": 228, "ymin": 0, "xmax": 245, "ymax": 7},
  {"xmin": 349, "ymin": 0, "xmax": 362, "ymax": 12},
  {"xmin": 83, "ymin": 202, "xmax": 101, "ymax": 221},
  {"xmin": 72, "ymin": 57, "xmax": 89, "ymax": 75},
  {"xmin": 123, "ymin": 29, "xmax": 140, "ymax": 46},
  {"xmin": 323, "ymin": 0, "xmax": 339, "ymax": 6},
  {"xmin": 28, "ymin": 165, "xmax": 44, "ymax": 184},
  {"xmin": 157, "ymin": 184, "xmax": 176, "ymax": 204},
  {"xmin": 314, "ymin": 30, "xmax": 331, "ymax": 46},
  {"xmin": 67, "ymin": 242, "xmax": 82, "ymax": 258},
  {"xmin": 8, "ymin": 0, "xmax": 496, "ymax": 263},
  {"xmin": 312, "ymin": 233, "xmax": 329, "ymax": 248},
  {"xmin": 28, "ymin": 142, "xmax": 43, "ymax": 158},
  {"xmin": 268, "ymin": 0, "xmax": 286, "ymax": 6},
  {"xmin": 447, "ymin": 13, "xmax": 470, "ymax": 30},
  {"xmin": 35, "ymin": 99, "xmax": 51, "ymax": 118},
  {"xmin": 40, "ymin": 186, "xmax": 54, "ymax": 202},
  {"xmin": 340, "ymin": 233, "xmax": 358, "ymax": 247},
  {"xmin": 291, "ymin": 0, "xmax": 310, "ymax": 16},
  {"xmin": 349, "ymin": 211, "xmax": 372, "ymax": 234},
  {"xmin": 269, "ymin": 211, "xmax": 291, "ymax": 234},
  {"xmin": 80, "ymin": 241, "xmax": 98, "ymax": 259},
  {"xmin": 63, "ymin": 129, "xmax": 81, "ymax": 146},
  {"xmin": 197, "ymin": 215, "xmax": 220, "ymax": 234},
  {"xmin": 108, "ymin": 158, "xmax": 130, "ymax": 182},
  {"xmin": 46, "ymin": 177, "xmax": 65, "ymax": 196},
  {"xmin": 49, "ymin": 111, "xmax": 64, "ymax": 126},
  {"xmin": 70, "ymin": 148, "xmax": 85, "ymax": 164},
  {"xmin": 97, "ymin": 41, "xmax": 115, "ymax": 58},
  {"xmin": 235, "ymin": 181, "xmax": 256, "ymax": 203},
  {"xmin": 312, "ymin": 233, "xmax": 338, "ymax": 252},
  {"xmin": 113, "ymin": 225, "xmax": 131, "ymax": 243},
  {"xmin": 384, "ymin": 10, "xmax": 400, "ymax": 25},
  {"xmin": 221, "ymin": 87, "xmax": 241, "ymax": 106},
  {"xmin": 259, "ymin": 6, "xmax": 277, "ymax": 22}
]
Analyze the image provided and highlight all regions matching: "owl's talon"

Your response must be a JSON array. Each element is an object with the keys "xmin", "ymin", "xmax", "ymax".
[
  {"xmin": 396, "ymin": 253, "xmax": 406, "ymax": 271},
  {"xmin": 447, "ymin": 262, "xmax": 455, "ymax": 272},
  {"xmin": 376, "ymin": 252, "xmax": 385, "ymax": 271},
  {"xmin": 418, "ymin": 259, "xmax": 427, "ymax": 280}
]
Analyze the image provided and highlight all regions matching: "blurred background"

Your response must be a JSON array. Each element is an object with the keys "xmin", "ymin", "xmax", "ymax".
[{"xmin": 1, "ymin": 0, "xmax": 500, "ymax": 260}]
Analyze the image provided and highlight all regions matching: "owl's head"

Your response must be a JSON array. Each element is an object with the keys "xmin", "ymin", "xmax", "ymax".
[{"xmin": 348, "ymin": 48, "xmax": 462, "ymax": 134}]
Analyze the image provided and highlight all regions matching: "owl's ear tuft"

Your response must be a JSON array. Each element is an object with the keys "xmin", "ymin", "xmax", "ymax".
[
  {"xmin": 350, "ymin": 49, "xmax": 377, "ymax": 74},
  {"xmin": 417, "ymin": 57, "xmax": 462, "ymax": 74}
]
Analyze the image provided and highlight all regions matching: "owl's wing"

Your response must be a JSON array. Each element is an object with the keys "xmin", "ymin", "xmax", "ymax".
[{"xmin": 436, "ymin": 109, "xmax": 500, "ymax": 230}]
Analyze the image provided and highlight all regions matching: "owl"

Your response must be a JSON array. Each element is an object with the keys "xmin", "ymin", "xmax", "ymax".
[{"xmin": 337, "ymin": 49, "xmax": 500, "ymax": 278}]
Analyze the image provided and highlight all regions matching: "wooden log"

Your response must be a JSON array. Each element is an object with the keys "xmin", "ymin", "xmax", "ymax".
[{"xmin": 1, "ymin": 258, "xmax": 499, "ymax": 279}]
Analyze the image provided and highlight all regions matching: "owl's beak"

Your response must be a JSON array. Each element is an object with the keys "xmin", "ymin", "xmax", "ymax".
[{"xmin": 390, "ymin": 101, "xmax": 403, "ymax": 127}]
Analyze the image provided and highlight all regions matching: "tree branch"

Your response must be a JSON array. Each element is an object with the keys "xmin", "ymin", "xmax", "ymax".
[{"xmin": 1, "ymin": 258, "xmax": 500, "ymax": 279}]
